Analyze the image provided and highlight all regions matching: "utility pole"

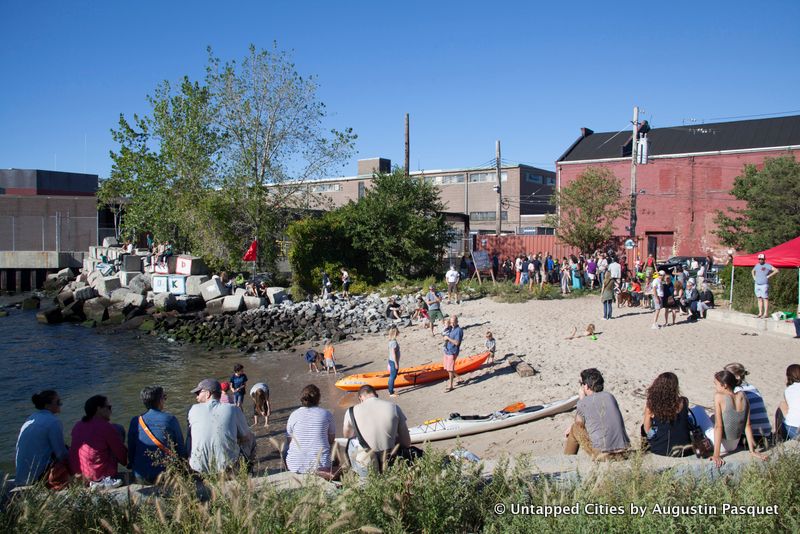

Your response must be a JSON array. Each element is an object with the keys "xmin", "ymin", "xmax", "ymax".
[
  {"xmin": 629, "ymin": 106, "xmax": 639, "ymax": 237},
  {"xmin": 495, "ymin": 140, "xmax": 502, "ymax": 235},
  {"xmin": 404, "ymin": 113, "xmax": 410, "ymax": 178}
]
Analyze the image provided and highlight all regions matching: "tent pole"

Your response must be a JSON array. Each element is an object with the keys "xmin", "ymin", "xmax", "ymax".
[{"xmin": 729, "ymin": 266, "xmax": 735, "ymax": 309}]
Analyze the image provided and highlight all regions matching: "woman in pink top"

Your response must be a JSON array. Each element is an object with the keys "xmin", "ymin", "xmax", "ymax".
[{"xmin": 69, "ymin": 395, "xmax": 128, "ymax": 482}]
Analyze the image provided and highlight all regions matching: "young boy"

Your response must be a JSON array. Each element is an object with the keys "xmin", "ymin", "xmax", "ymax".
[
  {"xmin": 484, "ymin": 331, "xmax": 496, "ymax": 364},
  {"xmin": 305, "ymin": 349, "xmax": 321, "ymax": 373},
  {"xmin": 230, "ymin": 364, "xmax": 248, "ymax": 409},
  {"xmin": 323, "ymin": 340, "xmax": 337, "ymax": 375}
]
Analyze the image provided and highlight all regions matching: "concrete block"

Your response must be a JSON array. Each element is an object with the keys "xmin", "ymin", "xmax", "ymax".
[
  {"xmin": 205, "ymin": 296, "xmax": 226, "ymax": 315},
  {"xmin": 119, "ymin": 271, "xmax": 141, "ymax": 287},
  {"xmin": 106, "ymin": 248, "xmax": 121, "ymax": 261},
  {"xmin": 128, "ymin": 274, "xmax": 152, "ymax": 295},
  {"xmin": 121, "ymin": 255, "xmax": 142, "ymax": 272},
  {"xmin": 61, "ymin": 300, "xmax": 85, "ymax": 321},
  {"xmin": 110, "ymin": 288, "xmax": 131, "ymax": 304},
  {"xmin": 168, "ymin": 275, "xmax": 187, "ymax": 295},
  {"xmin": 87, "ymin": 270, "xmax": 102, "ymax": 288},
  {"xmin": 37, "ymin": 307, "xmax": 63, "ymax": 324},
  {"xmin": 97, "ymin": 276, "xmax": 122, "ymax": 297},
  {"xmin": 174, "ymin": 295, "xmax": 204, "ymax": 313},
  {"xmin": 153, "ymin": 292, "xmax": 177, "ymax": 311},
  {"xmin": 200, "ymin": 278, "xmax": 228, "ymax": 301},
  {"xmin": 83, "ymin": 297, "xmax": 111, "ymax": 322},
  {"xmin": 134, "ymin": 248, "xmax": 149, "ymax": 255},
  {"xmin": 234, "ymin": 287, "xmax": 246, "ymax": 296},
  {"xmin": 223, "ymin": 294, "xmax": 244, "ymax": 313},
  {"xmin": 57, "ymin": 290, "xmax": 75, "ymax": 307},
  {"xmin": 105, "ymin": 303, "xmax": 126, "ymax": 324},
  {"xmin": 83, "ymin": 258, "xmax": 97, "ymax": 273},
  {"xmin": 243, "ymin": 296, "xmax": 267, "ymax": 310},
  {"xmin": 57, "ymin": 267, "xmax": 76, "ymax": 281},
  {"xmin": 103, "ymin": 237, "xmax": 119, "ymax": 247},
  {"xmin": 152, "ymin": 275, "xmax": 170, "ymax": 294},
  {"xmin": 175, "ymin": 255, "xmax": 208, "ymax": 276},
  {"xmin": 123, "ymin": 292, "xmax": 146, "ymax": 309},
  {"xmin": 266, "ymin": 287, "xmax": 287, "ymax": 305},
  {"xmin": 74, "ymin": 286, "xmax": 97, "ymax": 301},
  {"xmin": 185, "ymin": 275, "xmax": 209, "ymax": 296}
]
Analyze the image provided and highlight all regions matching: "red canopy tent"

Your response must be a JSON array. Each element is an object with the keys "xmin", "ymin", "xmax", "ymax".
[{"xmin": 729, "ymin": 236, "xmax": 800, "ymax": 312}]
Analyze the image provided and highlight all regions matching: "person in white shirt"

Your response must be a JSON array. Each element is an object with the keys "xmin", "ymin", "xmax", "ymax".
[
  {"xmin": 650, "ymin": 271, "xmax": 665, "ymax": 330},
  {"xmin": 445, "ymin": 265, "xmax": 461, "ymax": 304}
]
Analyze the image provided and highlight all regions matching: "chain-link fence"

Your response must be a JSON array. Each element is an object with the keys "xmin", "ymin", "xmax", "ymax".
[{"xmin": 0, "ymin": 215, "xmax": 98, "ymax": 252}]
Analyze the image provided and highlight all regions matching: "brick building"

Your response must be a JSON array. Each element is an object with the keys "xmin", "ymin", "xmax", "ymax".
[
  {"xmin": 303, "ymin": 157, "xmax": 556, "ymax": 236},
  {"xmin": 556, "ymin": 115, "xmax": 800, "ymax": 260}
]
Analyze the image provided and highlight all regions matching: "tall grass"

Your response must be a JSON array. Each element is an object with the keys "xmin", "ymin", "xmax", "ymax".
[{"xmin": 3, "ymin": 449, "xmax": 799, "ymax": 533}]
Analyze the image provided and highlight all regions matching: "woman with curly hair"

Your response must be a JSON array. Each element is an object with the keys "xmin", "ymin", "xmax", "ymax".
[{"xmin": 642, "ymin": 372, "xmax": 692, "ymax": 456}]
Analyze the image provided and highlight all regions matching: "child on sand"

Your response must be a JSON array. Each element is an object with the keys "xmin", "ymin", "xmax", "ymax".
[
  {"xmin": 305, "ymin": 349, "xmax": 321, "ymax": 373},
  {"xmin": 485, "ymin": 331, "xmax": 496, "ymax": 364},
  {"xmin": 413, "ymin": 296, "xmax": 430, "ymax": 328},
  {"xmin": 250, "ymin": 382, "xmax": 271, "ymax": 428},
  {"xmin": 220, "ymin": 382, "xmax": 233, "ymax": 404},
  {"xmin": 323, "ymin": 340, "xmax": 337, "ymax": 375},
  {"xmin": 230, "ymin": 364, "xmax": 248, "ymax": 409}
]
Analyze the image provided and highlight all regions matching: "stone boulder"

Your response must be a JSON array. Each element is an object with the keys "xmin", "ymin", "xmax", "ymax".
[
  {"xmin": 57, "ymin": 267, "xmax": 76, "ymax": 281},
  {"xmin": 174, "ymin": 295, "xmax": 205, "ymax": 313},
  {"xmin": 102, "ymin": 236, "xmax": 119, "ymax": 247},
  {"xmin": 266, "ymin": 287, "xmax": 288, "ymax": 305},
  {"xmin": 200, "ymin": 278, "xmax": 228, "ymax": 301},
  {"xmin": 36, "ymin": 307, "xmax": 63, "ymax": 324},
  {"xmin": 119, "ymin": 271, "xmax": 141, "ymax": 287},
  {"xmin": 185, "ymin": 275, "xmax": 210, "ymax": 296},
  {"xmin": 123, "ymin": 292, "xmax": 147, "ymax": 309},
  {"xmin": 204, "ymin": 297, "xmax": 226, "ymax": 315},
  {"xmin": 243, "ymin": 296, "xmax": 267, "ymax": 310},
  {"xmin": 110, "ymin": 289, "xmax": 131, "ymax": 304},
  {"xmin": 153, "ymin": 292, "xmax": 177, "ymax": 311},
  {"xmin": 74, "ymin": 286, "xmax": 98, "ymax": 302},
  {"xmin": 21, "ymin": 297, "xmax": 40, "ymax": 310},
  {"xmin": 57, "ymin": 290, "xmax": 75, "ymax": 307},
  {"xmin": 223, "ymin": 294, "xmax": 244, "ymax": 313},
  {"xmin": 84, "ymin": 297, "xmax": 111, "ymax": 323},
  {"xmin": 128, "ymin": 274, "xmax": 152, "ymax": 295},
  {"xmin": 61, "ymin": 300, "xmax": 85, "ymax": 322},
  {"xmin": 121, "ymin": 255, "xmax": 142, "ymax": 272},
  {"xmin": 97, "ymin": 276, "xmax": 122, "ymax": 298},
  {"xmin": 105, "ymin": 303, "xmax": 127, "ymax": 324}
]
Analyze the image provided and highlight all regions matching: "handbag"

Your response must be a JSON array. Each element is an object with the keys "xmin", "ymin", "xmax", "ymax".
[
  {"xmin": 688, "ymin": 410, "xmax": 713, "ymax": 458},
  {"xmin": 44, "ymin": 460, "xmax": 71, "ymax": 491}
]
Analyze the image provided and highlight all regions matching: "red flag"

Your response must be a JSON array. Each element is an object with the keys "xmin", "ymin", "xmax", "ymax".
[{"xmin": 242, "ymin": 240, "xmax": 258, "ymax": 262}]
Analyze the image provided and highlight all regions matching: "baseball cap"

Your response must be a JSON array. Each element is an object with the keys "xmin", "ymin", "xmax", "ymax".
[
  {"xmin": 757, "ymin": 254, "xmax": 765, "ymax": 259},
  {"xmin": 191, "ymin": 378, "xmax": 221, "ymax": 395},
  {"xmin": 658, "ymin": 270, "xmax": 665, "ymax": 275}
]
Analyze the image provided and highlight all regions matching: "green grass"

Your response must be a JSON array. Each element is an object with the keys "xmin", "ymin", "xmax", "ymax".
[{"xmin": 3, "ymin": 449, "xmax": 799, "ymax": 533}]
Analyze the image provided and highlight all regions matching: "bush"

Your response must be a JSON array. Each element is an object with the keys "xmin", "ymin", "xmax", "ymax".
[{"xmin": 719, "ymin": 265, "xmax": 799, "ymax": 314}]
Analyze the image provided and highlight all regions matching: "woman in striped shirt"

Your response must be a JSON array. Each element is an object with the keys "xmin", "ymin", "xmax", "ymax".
[
  {"xmin": 285, "ymin": 385, "xmax": 335, "ymax": 474},
  {"xmin": 725, "ymin": 363, "xmax": 772, "ymax": 447}
]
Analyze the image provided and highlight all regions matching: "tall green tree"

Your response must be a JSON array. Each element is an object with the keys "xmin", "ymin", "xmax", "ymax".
[
  {"xmin": 544, "ymin": 167, "xmax": 628, "ymax": 253},
  {"xmin": 714, "ymin": 155, "xmax": 800, "ymax": 253}
]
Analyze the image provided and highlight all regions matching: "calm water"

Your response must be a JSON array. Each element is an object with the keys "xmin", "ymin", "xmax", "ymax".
[{"xmin": 0, "ymin": 306, "xmax": 360, "ymax": 476}]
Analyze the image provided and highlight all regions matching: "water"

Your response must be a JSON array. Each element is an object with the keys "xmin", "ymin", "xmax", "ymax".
[{"xmin": 0, "ymin": 306, "xmax": 358, "ymax": 476}]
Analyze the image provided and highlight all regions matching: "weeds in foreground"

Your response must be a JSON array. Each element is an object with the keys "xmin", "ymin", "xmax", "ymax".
[{"xmin": 3, "ymin": 449, "xmax": 800, "ymax": 533}]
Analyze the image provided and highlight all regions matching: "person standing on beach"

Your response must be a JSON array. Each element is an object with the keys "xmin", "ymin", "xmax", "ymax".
[
  {"xmin": 230, "ymin": 364, "xmax": 248, "ymax": 409},
  {"xmin": 425, "ymin": 285, "xmax": 444, "ymax": 337},
  {"xmin": 445, "ymin": 265, "xmax": 461, "ymax": 304},
  {"xmin": 651, "ymin": 271, "xmax": 665, "ymax": 329},
  {"xmin": 601, "ymin": 272, "xmax": 615, "ymax": 320},
  {"xmin": 341, "ymin": 268, "xmax": 351, "ymax": 298},
  {"xmin": 442, "ymin": 316, "xmax": 463, "ymax": 392},
  {"xmin": 15, "ymin": 390, "xmax": 69, "ymax": 486},
  {"xmin": 752, "ymin": 253, "xmax": 778, "ymax": 318},
  {"xmin": 387, "ymin": 326, "xmax": 401, "ymax": 398}
]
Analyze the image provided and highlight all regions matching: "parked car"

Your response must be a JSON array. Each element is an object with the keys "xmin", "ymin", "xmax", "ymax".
[{"xmin": 656, "ymin": 256, "xmax": 718, "ymax": 283}]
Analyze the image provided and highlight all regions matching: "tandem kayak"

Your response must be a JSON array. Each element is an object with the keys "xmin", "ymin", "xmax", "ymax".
[
  {"xmin": 408, "ymin": 395, "xmax": 579, "ymax": 443},
  {"xmin": 334, "ymin": 351, "xmax": 491, "ymax": 392}
]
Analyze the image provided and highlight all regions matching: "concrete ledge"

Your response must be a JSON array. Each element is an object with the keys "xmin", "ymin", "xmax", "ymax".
[
  {"xmin": 0, "ymin": 251, "xmax": 85, "ymax": 269},
  {"xmin": 706, "ymin": 308, "xmax": 796, "ymax": 337}
]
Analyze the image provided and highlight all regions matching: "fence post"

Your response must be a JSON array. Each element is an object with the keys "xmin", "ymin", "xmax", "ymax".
[
  {"xmin": 42, "ymin": 216, "xmax": 45, "ymax": 251},
  {"xmin": 11, "ymin": 216, "xmax": 15, "ymax": 251}
]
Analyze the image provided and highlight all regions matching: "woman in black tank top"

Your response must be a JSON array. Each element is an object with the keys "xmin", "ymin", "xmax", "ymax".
[{"xmin": 642, "ymin": 372, "xmax": 692, "ymax": 456}]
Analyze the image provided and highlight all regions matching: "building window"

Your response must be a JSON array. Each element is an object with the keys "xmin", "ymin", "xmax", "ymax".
[
  {"xmin": 545, "ymin": 176, "xmax": 555, "ymax": 185},
  {"xmin": 424, "ymin": 174, "xmax": 465, "ymax": 185},
  {"xmin": 470, "ymin": 211, "xmax": 508, "ymax": 221},
  {"xmin": 520, "ymin": 226, "xmax": 555, "ymax": 235},
  {"xmin": 311, "ymin": 183, "xmax": 341, "ymax": 193},
  {"xmin": 469, "ymin": 172, "xmax": 508, "ymax": 183},
  {"xmin": 525, "ymin": 173, "xmax": 543, "ymax": 184},
  {"xmin": 358, "ymin": 181, "xmax": 365, "ymax": 199}
]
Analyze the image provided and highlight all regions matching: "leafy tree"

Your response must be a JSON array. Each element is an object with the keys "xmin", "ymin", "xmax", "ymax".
[
  {"xmin": 714, "ymin": 155, "xmax": 800, "ymax": 253},
  {"xmin": 287, "ymin": 169, "xmax": 456, "ymax": 290},
  {"xmin": 544, "ymin": 167, "xmax": 628, "ymax": 253}
]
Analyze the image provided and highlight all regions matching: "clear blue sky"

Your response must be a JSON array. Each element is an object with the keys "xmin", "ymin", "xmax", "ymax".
[{"xmin": 2, "ymin": 0, "xmax": 798, "ymax": 178}]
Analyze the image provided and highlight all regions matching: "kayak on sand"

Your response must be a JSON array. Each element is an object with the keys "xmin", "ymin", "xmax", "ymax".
[
  {"xmin": 334, "ymin": 351, "xmax": 491, "ymax": 392},
  {"xmin": 408, "ymin": 395, "xmax": 579, "ymax": 443}
]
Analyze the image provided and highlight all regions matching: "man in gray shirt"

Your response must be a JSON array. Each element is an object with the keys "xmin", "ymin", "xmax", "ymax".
[
  {"xmin": 564, "ymin": 368, "xmax": 630, "ymax": 458},
  {"xmin": 751, "ymin": 253, "xmax": 778, "ymax": 318}
]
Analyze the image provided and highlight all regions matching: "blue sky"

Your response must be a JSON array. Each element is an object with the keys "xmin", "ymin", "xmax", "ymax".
[{"xmin": 1, "ymin": 1, "xmax": 798, "ymax": 178}]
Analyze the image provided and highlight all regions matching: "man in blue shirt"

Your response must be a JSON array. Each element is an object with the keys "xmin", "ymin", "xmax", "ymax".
[
  {"xmin": 443, "ymin": 316, "xmax": 464, "ymax": 392},
  {"xmin": 15, "ymin": 390, "xmax": 69, "ymax": 486},
  {"xmin": 128, "ymin": 386, "xmax": 187, "ymax": 483}
]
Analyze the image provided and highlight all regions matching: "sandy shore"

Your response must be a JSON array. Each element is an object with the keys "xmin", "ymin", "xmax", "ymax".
[{"xmin": 317, "ymin": 291, "xmax": 797, "ymax": 463}]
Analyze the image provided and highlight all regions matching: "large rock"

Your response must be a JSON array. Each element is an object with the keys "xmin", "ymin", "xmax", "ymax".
[
  {"xmin": 175, "ymin": 255, "xmax": 208, "ymax": 276},
  {"xmin": 204, "ymin": 296, "xmax": 226, "ymax": 315},
  {"xmin": 74, "ymin": 286, "xmax": 97, "ymax": 301},
  {"xmin": 57, "ymin": 290, "xmax": 75, "ymax": 307},
  {"xmin": 61, "ymin": 300, "xmax": 85, "ymax": 321},
  {"xmin": 36, "ymin": 307, "xmax": 63, "ymax": 324},
  {"xmin": 87, "ymin": 270, "xmax": 103, "ymax": 288},
  {"xmin": 266, "ymin": 287, "xmax": 288, "ymax": 305},
  {"xmin": 83, "ymin": 297, "xmax": 111, "ymax": 323},
  {"xmin": 119, "ymin": 271, "xmax": 141, "ymax": 287},
  {"xmin": 123, "ymin": 292, "xmax": 147, "ymax": 309},
  {"xmin": 21, "ymin": 297, "xmax": 40, "ymax": 310},
  {"xmin": 57, "ymin": 267, "xmax": 76, "ymax": 281},
  {"xmin": 97, "ymin": 276, "xmax": 122, "ymax": 297},
  {"xmin": 223, "ymin": 294, "xmax": 244, "ymax": 313},
  {"xmin": 243, "ymin": 296, "xmax": 267, "ymax": 310},
  {"xmin": 105, "ymin": 303, "xmax": 126, "ymax": 324},
  {"xmin": 110, "ymin": 289, "xmax": 131, "ymax": 304},
  {"xmin": 185, "ymin": 275, "xmax": 209, "ymax": 296},
  {"xmin": 153, "ymin": 292, "xmax": 177, "ymax": 311},
  {"xmin": 121, "ymin": 255, "xmax": 142, "ymax": 272},
  {"xmin": 128, "ymin": 274, "xmax": 152, "ymax": 295},
  {"xmin": 102, "ymin": 237, "xmax": 119, "ymax": 247},
  {"xmin": 174, "ymin": 295, "xmax": 205, "ymax": 313},
  {"xmin": 200, "ymin": 278, "xmax": 228, "ymax": 301}
]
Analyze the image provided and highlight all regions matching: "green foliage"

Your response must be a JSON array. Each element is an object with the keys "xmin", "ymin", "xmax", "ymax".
[
  {"xmin": 719, "ymin": 265, "xmax": 799, "ymax": 313},
  {"xmin": 98, "ymin": 44, "xmax": 356, "ymax": 274},
  {"xmin": 3, "ymin": 449, "xmax": 800, "ymax": 532},
  {"xmin": 715, "ymin": 155, "xmax": 800, "ymax": 253},
  {"xmin": 545, "ymin": 167, "xmax": 628, "ymax": 253},
  {"xmin": 287, "ymin": 169, "xmax": 456, "ymax": 291}
]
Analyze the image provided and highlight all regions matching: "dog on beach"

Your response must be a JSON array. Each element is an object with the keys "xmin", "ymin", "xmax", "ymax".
[{"xmin": 617, "ymin": 291, "xmax": 633, "ymax": 307}]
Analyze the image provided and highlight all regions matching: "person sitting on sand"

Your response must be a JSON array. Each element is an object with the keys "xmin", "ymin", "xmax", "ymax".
[
  {"xmin": 343, "ymin": 385, "xmax": 412, "ymax": 477},
  {"xmin": 70, "ymin": 395, "xmax": 128, "ymax": 487},
  {"xmin": 250, "ymin": 382, "xmax": 271, "ymax": 428},
  {"xmin": 689, "ymin": 370, "xmax": 767, "ymax": 467},
  {"xmin": 564, "ymin": 368, "xmax": 630, "ymax": 459},
  {"xmin": 15, "ymin": 390, "xmax": 69, "ymax": 486},
  {"xmin": 412, "ymin": 296, "xmax": 429, "ymax": 327},
  {"xmin": 386, "ymin": 297, "xmax": 402, "ymax": 320},
  {"xmin": 128, "ymin": 386, "xmax": 187, "ymax": 484},
  {"xmin": 775, "ymin": 364, "xmax": 800, "ymax": 441},
  {"xmin": 285, "ymin": 385, "xmax": 336, "ymax": 477},
  {"xmin": 724, "ymin": 363, "xmax": 772, "ymax": 447},
  {"xmin": 641, "ymin": 372, "xmax": 692, "ymax": 456}
]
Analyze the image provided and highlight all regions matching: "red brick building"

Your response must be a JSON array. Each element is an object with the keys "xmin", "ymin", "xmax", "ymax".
[{"xmin": 556, "ymin": 115, "xmax": 800, "ymax": 261}]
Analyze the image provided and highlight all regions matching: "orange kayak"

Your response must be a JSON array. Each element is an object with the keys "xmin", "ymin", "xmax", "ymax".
[{"xmin": 335, "ymin": 351, "xmax": 490, "ymax": 392}]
